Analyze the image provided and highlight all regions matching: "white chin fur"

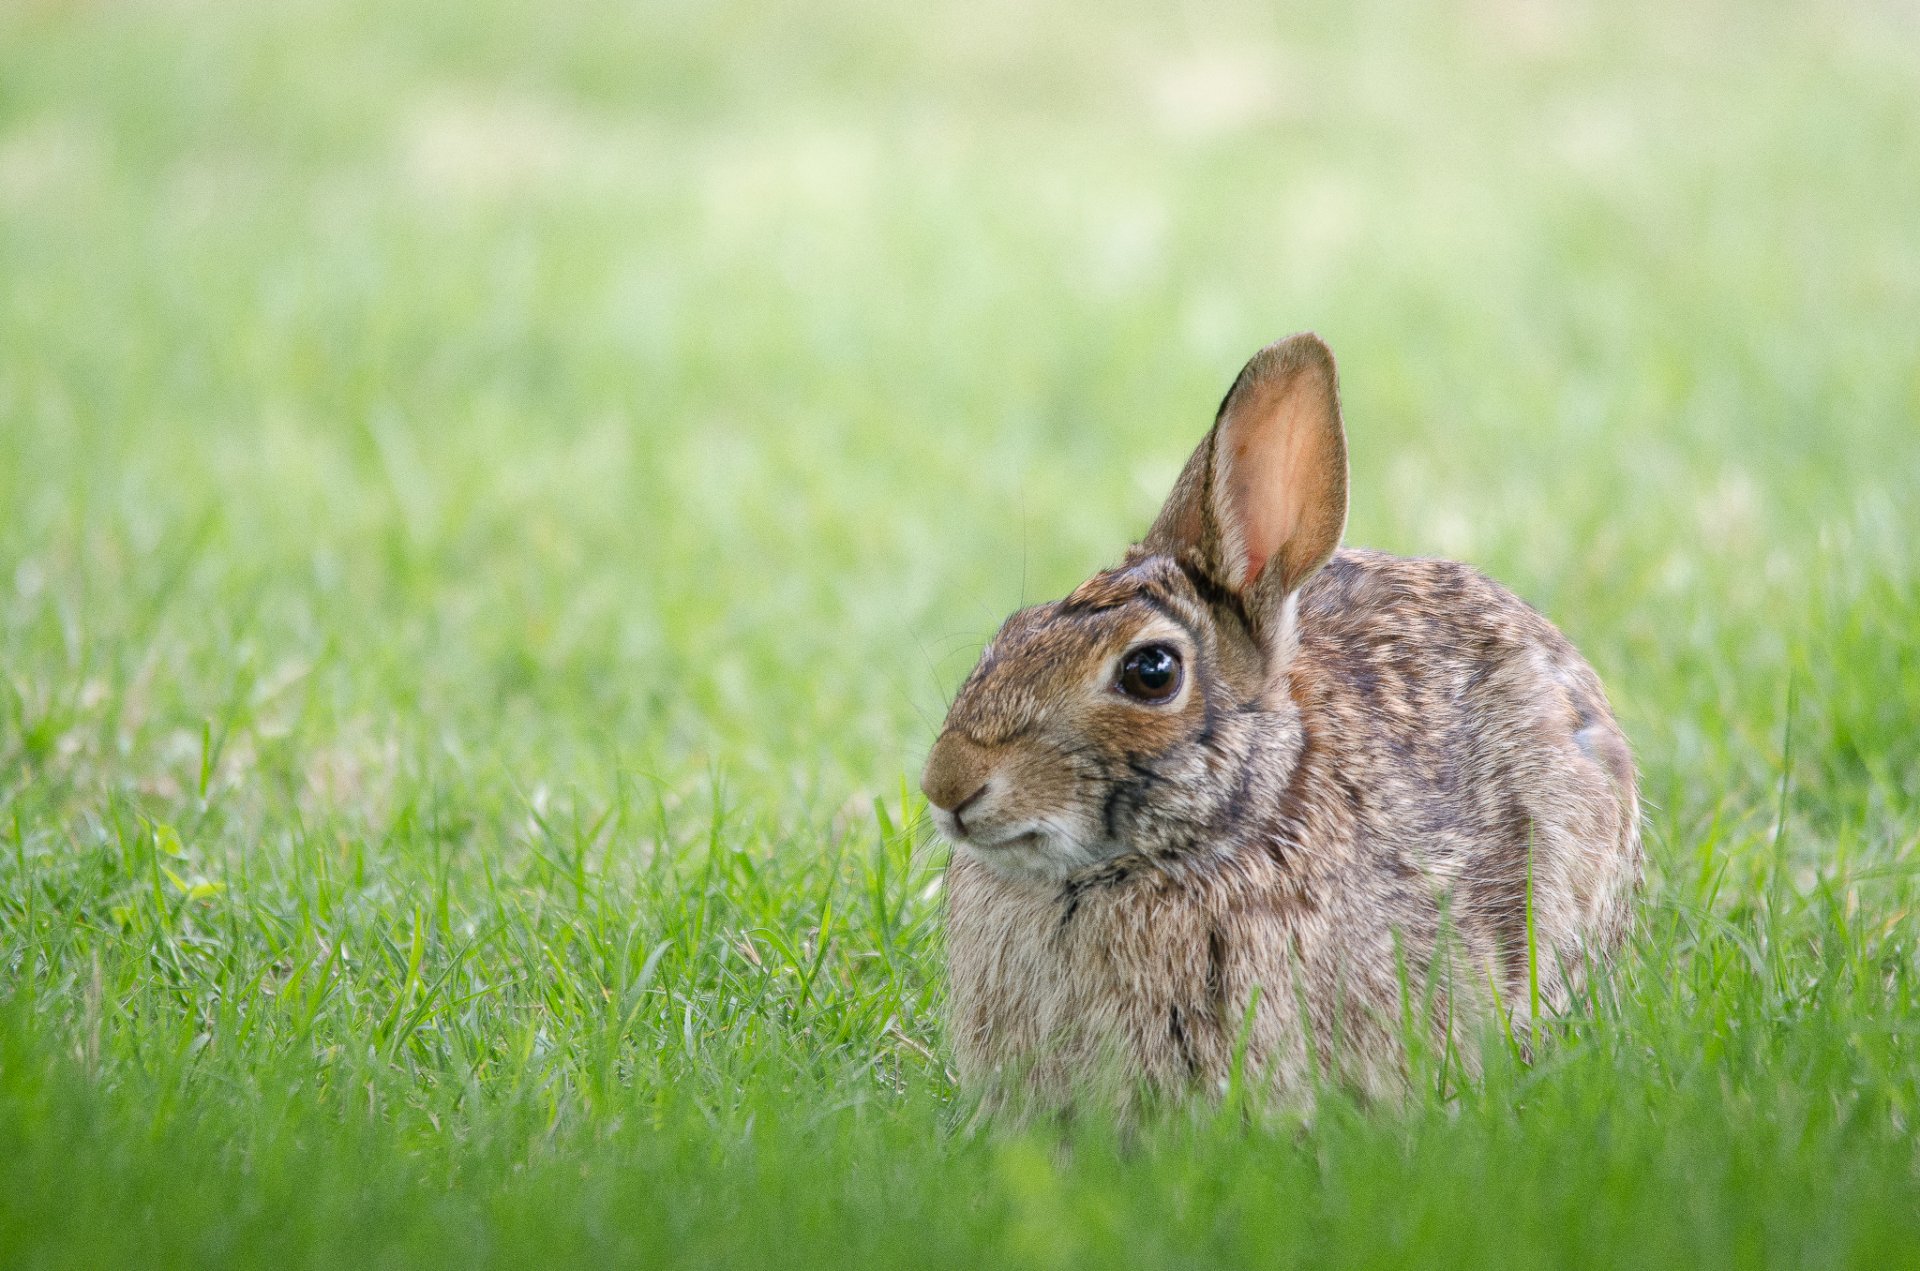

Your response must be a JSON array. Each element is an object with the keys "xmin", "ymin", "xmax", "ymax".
[{"xmin": 952, "ymin": 825, "xmax": 1109, "ymax": 884}]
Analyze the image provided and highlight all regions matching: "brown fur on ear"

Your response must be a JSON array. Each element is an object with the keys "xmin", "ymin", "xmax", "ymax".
[{"xmin": 1145, "ymin": 333, "xmax": 1350, "ymax": 607}]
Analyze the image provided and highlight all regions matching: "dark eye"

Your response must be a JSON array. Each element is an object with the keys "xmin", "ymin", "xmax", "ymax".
[{"xmin": 1117, "ymin": 644, "xmax": 1183, "ymax": 702}]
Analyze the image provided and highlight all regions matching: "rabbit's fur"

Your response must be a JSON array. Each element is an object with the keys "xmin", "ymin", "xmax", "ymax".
[{"xmin": 922, "ymin": 334, "xmax": 1640, "ymax": 1109}]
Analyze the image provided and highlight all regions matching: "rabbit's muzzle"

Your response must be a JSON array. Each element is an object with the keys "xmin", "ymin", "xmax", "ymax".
[
  {"xmin": 922, "ymin": 733, "xmax": 1018, "ymax": 847},
  {"xmin": 921, "ymin": 730, "xmax": 1099, "ymax": 879}
]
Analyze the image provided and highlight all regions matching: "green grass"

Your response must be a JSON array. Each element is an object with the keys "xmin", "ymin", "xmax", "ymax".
[{"xmin": 4, "ymin": 0, "xmax": 1920, "ymax": 1265}]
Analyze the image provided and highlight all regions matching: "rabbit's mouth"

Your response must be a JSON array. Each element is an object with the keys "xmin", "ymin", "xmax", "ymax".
[
  {"xmin": 932, "ymin": 805, "xmax": 1039, "ymax": 854},
  {"xmin": 946, "ymin": 817, "xmax": 1116, "ymax": 882},
  {"xmin": 958, "ymin": 829, "xmax": 1060, "ymax": 882},
  {"xmin": 971, "ymin": 829, "xmax": 1042, "ymax": 853}
]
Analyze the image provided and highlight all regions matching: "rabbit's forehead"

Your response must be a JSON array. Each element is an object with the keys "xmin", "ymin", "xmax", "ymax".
[
  {"xmin": 991, "ymin": 601, "xmax": 1169, "ymax": 665},
  {"xmin": 942, "ymin": 562, "xmax": 1204, "ymax": 742},
  {"xmin": 995, "ymin": 562, "xmax": 1200, "ymax": 666}
]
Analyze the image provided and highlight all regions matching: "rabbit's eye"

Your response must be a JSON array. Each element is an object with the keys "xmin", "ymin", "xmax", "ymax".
[{"xmin": 1117, "ymin": 644, "xmax": 1183, "ymax": 702}]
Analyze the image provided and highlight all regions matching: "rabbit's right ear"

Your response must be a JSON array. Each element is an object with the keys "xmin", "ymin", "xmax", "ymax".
[{"xmin": 1144, "ymin": 333, "xmax": 1349, "ymax": 630}]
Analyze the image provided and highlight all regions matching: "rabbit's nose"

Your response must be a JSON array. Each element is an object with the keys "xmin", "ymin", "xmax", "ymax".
[{"xmin": 922, "ymin": 734, "xmax": 993, "ymax": 816}]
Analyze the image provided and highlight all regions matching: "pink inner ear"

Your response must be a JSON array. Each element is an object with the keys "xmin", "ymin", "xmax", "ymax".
[
  {"xmin": 1214, "ymin": 355, "xmax": 1344, "ymax": 596},
  {"xmin": 1225, "ymin": 380, "xmax": 1318, "ymax": 585}
]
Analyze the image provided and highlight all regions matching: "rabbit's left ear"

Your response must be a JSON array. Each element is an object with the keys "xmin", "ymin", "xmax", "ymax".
[{"xmin": 1145, "ymin": 333, "xmax": 1349, "ymax": 616}]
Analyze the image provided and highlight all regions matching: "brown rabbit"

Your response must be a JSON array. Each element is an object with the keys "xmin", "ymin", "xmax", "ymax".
[{"xmin": 921, "ymin": 334, "xmax": 1640, "ymax": 1110}]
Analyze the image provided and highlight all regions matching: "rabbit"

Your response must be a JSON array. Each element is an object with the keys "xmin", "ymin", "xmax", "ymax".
[{"xmin": 920, "ymin": 333, "xmax": 1641, "ymax": 1111}]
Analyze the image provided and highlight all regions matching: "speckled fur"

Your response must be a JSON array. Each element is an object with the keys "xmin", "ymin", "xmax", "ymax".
[{"xmin": 923, "ymin": 334, "xmax": 1641, "ymax": 1112}]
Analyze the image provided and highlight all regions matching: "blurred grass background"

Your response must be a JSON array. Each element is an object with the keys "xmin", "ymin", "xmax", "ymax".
[{"xmin": 3, "ymin": 0, "xmax": 1919, "ymax": 1266}]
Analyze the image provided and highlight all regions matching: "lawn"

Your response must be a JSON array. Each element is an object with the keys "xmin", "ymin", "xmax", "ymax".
[{"xmin": 3, "ymin": 0, "xmax": 1919, "ymax": 1265}]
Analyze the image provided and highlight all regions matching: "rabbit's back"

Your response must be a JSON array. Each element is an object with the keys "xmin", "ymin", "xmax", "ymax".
[{"xmin": 1292, "ymin": 548, "xmax": 1641, "ymax": 1011}]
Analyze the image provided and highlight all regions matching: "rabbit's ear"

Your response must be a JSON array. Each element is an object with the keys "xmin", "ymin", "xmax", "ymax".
[{"xmin": 1146, "ymin": 333, "xmax": 1349, "ymax": 608}]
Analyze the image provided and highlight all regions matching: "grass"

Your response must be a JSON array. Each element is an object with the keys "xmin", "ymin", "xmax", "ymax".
[{"xmin": 3, "ymin": 0, "xmax": 1920, "ymax": 1265}]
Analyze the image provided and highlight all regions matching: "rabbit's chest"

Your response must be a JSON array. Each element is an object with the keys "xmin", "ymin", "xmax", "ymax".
[{"xmin": 943, "ymin": 853, "xmax": 1256, "ymax": 1085}]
